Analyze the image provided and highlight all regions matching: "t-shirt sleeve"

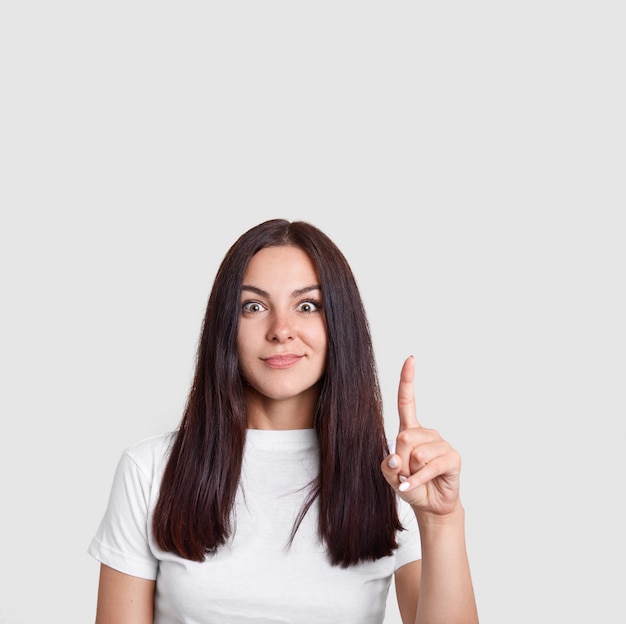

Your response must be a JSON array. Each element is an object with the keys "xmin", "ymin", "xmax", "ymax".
[
  {"xmin": 88, "ymin": 450, "xmax": 159, "ymax": 580},
  {"xmin": 394, "ymin": 498, "xmax": 422, "ymax": 571},
  {"xmin": 386, "ymin": 438, "xmax": 422, "ymax": 571}
]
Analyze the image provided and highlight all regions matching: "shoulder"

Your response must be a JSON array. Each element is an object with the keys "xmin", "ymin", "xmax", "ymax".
[{"xmin": 120, "ymin": 431, "xmax": 177, "ymax": 480}]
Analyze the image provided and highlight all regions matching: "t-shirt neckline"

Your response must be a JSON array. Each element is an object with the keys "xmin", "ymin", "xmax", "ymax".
[{"xmin": 245, "ymin": 428, "xmax": 318, "ymax": 450}]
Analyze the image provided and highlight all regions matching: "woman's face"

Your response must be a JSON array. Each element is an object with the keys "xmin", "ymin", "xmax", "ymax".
[{"xmin": 237, "ymin": 245, "xmax": 328, "ymax": 414}]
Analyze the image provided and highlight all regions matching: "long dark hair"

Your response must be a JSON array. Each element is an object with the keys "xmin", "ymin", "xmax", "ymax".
[{"xmin": 152, "ymin": 219, "xmax": 402, "ymax": 567}]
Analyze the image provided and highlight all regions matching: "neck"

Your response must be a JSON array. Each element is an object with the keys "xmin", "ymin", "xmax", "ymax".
[{"xmin": 244, "ymin": 387, "xmax": 318, "ymax": 430}]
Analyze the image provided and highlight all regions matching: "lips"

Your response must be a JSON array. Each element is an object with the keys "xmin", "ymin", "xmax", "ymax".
[{"xmin": 262, "ymin": 354, "xmax": 303, "ymax": 369}]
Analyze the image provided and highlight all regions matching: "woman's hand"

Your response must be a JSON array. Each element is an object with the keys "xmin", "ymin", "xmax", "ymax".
[{"xmin": 381, "ymin": 356, "xmax": 462, "ymax": 517}]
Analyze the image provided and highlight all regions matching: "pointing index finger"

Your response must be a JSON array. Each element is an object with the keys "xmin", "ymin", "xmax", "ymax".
[{"xmin": 397, "ymin": 355, "xmax": 421, "ymax": 431}]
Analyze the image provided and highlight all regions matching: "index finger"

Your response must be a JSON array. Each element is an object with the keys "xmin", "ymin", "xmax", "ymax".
[{"xmin": 397, "ymin": 355, "xmax": 421, "ymax": 431}]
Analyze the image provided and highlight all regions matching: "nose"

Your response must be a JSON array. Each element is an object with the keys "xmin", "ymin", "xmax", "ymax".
[{"xmin": 267, "ymin": 309, "xmax": 294, "ymax": 342}]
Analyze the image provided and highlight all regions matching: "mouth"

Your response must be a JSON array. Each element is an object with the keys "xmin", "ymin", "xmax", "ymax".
[{"xmin": 262, "ymin": 354, "xmax": 303, "ymax": 369}]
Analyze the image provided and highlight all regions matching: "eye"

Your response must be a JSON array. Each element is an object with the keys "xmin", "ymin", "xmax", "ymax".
[
  {"xmin": 242, "ymin": 301, "xmax": 267, "ymax": 313},
  {"xmin": 297, "ymin": 300, "xmax": 322, "ymax": 313}
]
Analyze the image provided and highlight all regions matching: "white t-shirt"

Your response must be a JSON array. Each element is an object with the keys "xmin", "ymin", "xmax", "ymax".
[{"xmin": 89, "ymin": 429, "xmax": 421, "ymax": 623}]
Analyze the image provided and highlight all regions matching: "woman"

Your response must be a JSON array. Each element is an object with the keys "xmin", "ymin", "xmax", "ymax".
[{"xmin": 89, "ymin": 219, "xmax": 478, "ymax": 623}]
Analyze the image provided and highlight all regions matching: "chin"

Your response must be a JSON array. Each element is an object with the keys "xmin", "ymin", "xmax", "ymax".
[{"xmin": 252, "ymin": 381, "xmax": 321, "ymax": 404}]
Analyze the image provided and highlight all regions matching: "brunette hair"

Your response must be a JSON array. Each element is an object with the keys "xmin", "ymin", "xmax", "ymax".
[{"xmin": 152, "ymin": 219, "xmax": 402, "ymax": 567}]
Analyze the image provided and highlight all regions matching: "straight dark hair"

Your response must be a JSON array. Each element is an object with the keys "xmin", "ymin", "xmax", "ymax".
[{"xmin": 152, "ymin": 219, "xmax": 402, "ymax": 567}]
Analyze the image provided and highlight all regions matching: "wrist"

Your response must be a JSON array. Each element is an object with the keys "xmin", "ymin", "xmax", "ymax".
[{"xmin": 412, "ymin": 500, "xmax": 465, "ymax": 529}]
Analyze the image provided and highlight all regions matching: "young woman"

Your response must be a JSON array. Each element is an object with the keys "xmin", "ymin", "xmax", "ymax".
[{"xmin": 89, "ymin": 219, "xmax": 478, "ymax": 623}]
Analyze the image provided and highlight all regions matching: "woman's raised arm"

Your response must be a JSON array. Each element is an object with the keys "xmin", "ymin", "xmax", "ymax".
[{"xmin": 382, "ymin": 356, "xmax": 479, "ymax": 624}]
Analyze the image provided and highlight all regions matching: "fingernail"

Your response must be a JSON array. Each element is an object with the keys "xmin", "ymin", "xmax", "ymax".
[
  {"xmin": 398, "ymin": 481, "xmax": 411, "ymax": 492},
  {"xmin": 388, "ymin": 455, "xmax": 398, "ymax": 469},
  {"xmin": 398, "ymin": 475, "xmax": 408, "ymax": 483}
]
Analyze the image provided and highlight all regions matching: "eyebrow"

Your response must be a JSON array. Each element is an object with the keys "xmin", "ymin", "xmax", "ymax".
[{"xmin": 241, "ymin": 284, "xmax": 322, "ymax": 298}]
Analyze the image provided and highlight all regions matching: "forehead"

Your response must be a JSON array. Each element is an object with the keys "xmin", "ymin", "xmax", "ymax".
[{"xmin": 243, "ymin": 245, "xmax": 320, "ymax": 286}]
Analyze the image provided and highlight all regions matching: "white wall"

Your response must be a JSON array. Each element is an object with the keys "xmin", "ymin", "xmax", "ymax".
[{"xmin": 1, "ymin": 2, "xmax": 624, "ymax": 622}]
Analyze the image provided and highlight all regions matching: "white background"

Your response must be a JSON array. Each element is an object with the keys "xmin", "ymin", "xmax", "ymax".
[{"xmin": 1, "ymin": 1, "xmax": 624, "ymax": 622}]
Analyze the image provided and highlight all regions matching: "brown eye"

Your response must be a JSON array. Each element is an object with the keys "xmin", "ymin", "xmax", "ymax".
[
  {"xmin": 297, "ymin": 300, "xmax": 321, "ymax": 313},
  {"xmin": 242, "ymin": 301, "xmax": 266, "ymax": 313}
]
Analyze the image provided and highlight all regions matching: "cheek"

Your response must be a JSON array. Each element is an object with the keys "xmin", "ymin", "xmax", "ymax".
[
  {"xmin": 317, "ymin": 320, "xmax": 329, "ymax": 348},
  {"xmin": 236, "ymin": 323, "xmax": 254, "ymax": 354},
  {"xmin": 306, "ymin": 323, "xmax": 328, "ymax": 355},
  {"xmin": 236, "ymin": 335, "xmax": 252, "ymax": 376}
]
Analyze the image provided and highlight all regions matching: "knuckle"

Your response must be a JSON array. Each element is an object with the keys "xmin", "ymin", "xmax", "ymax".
[
  {"xmin": 396, "ymin": 430, "xmax": 414, "ymax": 445},
  {"xmin": 452, "ymin": 449, "xmax": 461, "ymax": 467},
  {"xmin": 410, "ymin": 447, "xmax": 427, "ymax": 464}
]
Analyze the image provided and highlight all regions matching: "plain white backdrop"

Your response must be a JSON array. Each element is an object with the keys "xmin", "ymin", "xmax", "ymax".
[{"xmin": 1, "ymin": 1, "xmax": 624, "ymax": 622}]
